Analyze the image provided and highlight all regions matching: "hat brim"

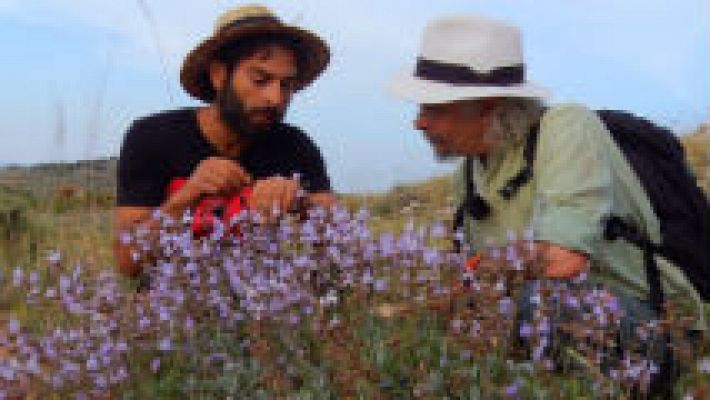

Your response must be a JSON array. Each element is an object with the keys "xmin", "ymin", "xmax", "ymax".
[
  {"xmin": 181, "ymin": 22, "xmax": 330, "ymax": 102},
  {"xmin": 389, "ymin": 68, "xmax": 551, "ymax": 104}
]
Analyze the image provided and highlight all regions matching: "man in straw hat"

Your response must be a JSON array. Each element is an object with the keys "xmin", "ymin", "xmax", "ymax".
[
  {"xmin": 115, "ymin": 4, "xmax": 334, "ymax": 276},
  {"xmin": 390, "ymin": 15, "xmax": 704, "ymax": 393}
]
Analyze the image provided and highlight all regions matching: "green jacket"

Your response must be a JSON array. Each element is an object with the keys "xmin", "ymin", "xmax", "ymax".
[{"xmin": 456, "ymin": 103, "xmax": 706, "ymax": 329}]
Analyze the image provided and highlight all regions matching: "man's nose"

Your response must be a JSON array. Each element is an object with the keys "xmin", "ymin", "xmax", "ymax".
[
  {"xmin": 264, "ymin": 82, "xmax": 287, "ymax": 107},
  {"xmin": 414, "ymin": 112, "xmax": 428, "ymax": 131}
]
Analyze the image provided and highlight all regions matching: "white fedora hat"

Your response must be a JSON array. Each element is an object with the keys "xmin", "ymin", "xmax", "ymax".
[{"xmin": 390, "ymin": 15, "xmax": 551, "ymax": 104}]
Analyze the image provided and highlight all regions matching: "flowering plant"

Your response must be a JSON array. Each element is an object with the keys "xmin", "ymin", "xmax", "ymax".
[{"xmin": 0, "ymin": 206, "xmax": 706, "ymax": 398}]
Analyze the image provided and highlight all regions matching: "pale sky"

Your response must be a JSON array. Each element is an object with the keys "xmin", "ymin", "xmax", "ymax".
[{"xmin": 1, "ymin": 0, "xmax": 708, "ymax": 192}]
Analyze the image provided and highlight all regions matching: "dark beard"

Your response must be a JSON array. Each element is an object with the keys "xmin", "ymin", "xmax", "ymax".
[{"xmin": 216, "ymin": 83, "xmax": 284, "ymax": 140}]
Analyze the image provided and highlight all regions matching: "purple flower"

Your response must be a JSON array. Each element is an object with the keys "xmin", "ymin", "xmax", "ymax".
[
  {"xmin": 51, "ymin": 375, "xmax": 63, "ymax": 389},
  {"xmin": 605, "ymin": 296, "xmax": 621, "ymax": 314},
  {"xmin": 159, "ymin": 307, "xmax": 171, "ymax": 322},
  {"xmin": 26, "ymin": 357, "xmax": 40, "ymax": 375},
  {"xmin": 47, "ymin": 250, "xmax": 61, "ymax": 264},
  {"xmin": 453, "ymin": 230, "xmax": 465, "ymax": 246},
  {"xmin": 185, "ymin": 262, "xmax": 198, "ymax": 274},
  {"xmin": 523, "ymin": 227, "xmax": 534, "ymax": 241},
  {"xmin": 320, "ymin": 290, "xmax": 338, "ymax": 307},
  {"xmin": 505, "ymin": 245, "xmax": 518, "ymax": 262},
  {"xmin": 158, "ymin": 337, "xmax": 172, "ymax": 352},
  {"xmin": 469, "ymin": 320, "xmax": 481, "ymax": 337},
  {"xmin": 150, "ymin": 358, "xmax": 161, "ymax": 373},
  {"xmin": 564, "ymin": 294, "xmax": 580, "ymax": 309},
  {"xmin": 8, "ymin": 318, "xmax": 20, "ymax": 335},
  {"xmin": 537, "ymin": 318, "xmax": 550, "ymax": 335},
  {"xmin": 423, "ymin": 248, "xmax": 441, "ymax": 266},
  {"xmin": 116, "ymin": 341, "xmax": 128, "ymax": 353},
  {"xmin": 86, "ymin": 357, "xmax": 99, "ymax": 372},
  {"xmin": 699, "ymin": 357, "xmax": 710, "ymax": 374},
  {"xmin": 505, "ymin": 381, "xmax": 520, "ymax": 397},
  {"xmin": 161, "ymin": 262, "xmax": 176, "ymax": 278},
  {"xmin": 0, "ymin": 365, "xmax": 15, "ymax": 381},
  {"xmin": 29, "ymin": 271, "xmax": 39, "ymax": 286},
  {"xmin": 609, "ymin": 369, "xmax": 620, "ymax": 380},
  {"xmin": 519, "ymin": 323, "xmax": 533, "ymax": 338},
  {"xmin": 119, "ymin": 231, "xmax": 133, "ymax": 245},
  {"xmin": 61, "ymin": 361, "xmax": 80, "ymax": 375},
  {"xmin": 138, "ymin": 316, "xmax": 151, "ymax": 330},
  {"xmin": 59, "ymin": 275, "xmax": 71, "ymax": 292},
  {"xmin": 93, "ymin": 374, "xmax": 108, "ymax": 390},
  {"xmin": 379, "ymin": 233, "xmax": 396, "ymax": 257},
  {"xmin": 499, "ymin": 297, "xmax": 513, "ymax": 315},
  {"xmin": 112, "ymin": 367, "xmax": 129, "ymax": 384},
  {"xmin": 12, "ymin": 267, "xmax": 23, "ymax": 287},
  {"xmin": 362, "ymin": 270, "xmax": 373, "ymax": 285},
  {"xmin": 530, "ymin": 293, "xmax": 541, "ymax": 305},
  {"xmin": 184, "ymin": 317, "xmax": 195, "ymax": 332}
]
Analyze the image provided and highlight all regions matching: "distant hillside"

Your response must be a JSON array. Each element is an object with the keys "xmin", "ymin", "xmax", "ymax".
[
  {"xmin": 0, "ymin": 125, "xmax": 707, "ymax": 209},
  {"xmin": 338, "ymin": 175, "xmax": 454, "ymax": 221},
  {"xmin": 0, "ymin": 156, "xmax": 454, "ymax": 219},
  {"xmin": 681, "ymin": 124, "xmax": 710, "ymax": 192},
  {"xmin": 0, "ymin": 158, "xmax": 117, "ymax": 198}
]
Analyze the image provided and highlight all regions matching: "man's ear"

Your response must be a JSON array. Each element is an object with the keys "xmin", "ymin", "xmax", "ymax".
[{"xmin": 208, "ymin": 61, "xmax": 228, "ymax": 93}]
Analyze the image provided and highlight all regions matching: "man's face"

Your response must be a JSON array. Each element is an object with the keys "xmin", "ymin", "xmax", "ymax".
[
  {"xmin": 414, "ymin": 99, "xmax": 497, "ymax": 159},
  {"xmin": 216, "ymin": 44, "xmax": 298, "ymax": 137}
]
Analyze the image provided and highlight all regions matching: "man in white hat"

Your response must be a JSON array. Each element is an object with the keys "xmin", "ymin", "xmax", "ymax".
[
  {"xmin": 115, "ymin": 4, "xmax": 334, "ymax": 276},
  {"xmin": 390, "ymin": 16, "xmax": 704, "ymax": 334}
]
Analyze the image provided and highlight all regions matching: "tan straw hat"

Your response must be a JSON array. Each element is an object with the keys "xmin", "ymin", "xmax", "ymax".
[{"xmin": 181, "ymin": 4, "xmax": 330, "ymax": 102}]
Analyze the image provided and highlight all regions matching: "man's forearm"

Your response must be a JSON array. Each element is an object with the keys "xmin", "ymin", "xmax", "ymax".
[
  {"xmin": 536, "ymin": 242, "xmax": 589, "ymax": 279},
  {"xmin": 307, "ymin": 191, "xmax": 336, "ymax": 209}
]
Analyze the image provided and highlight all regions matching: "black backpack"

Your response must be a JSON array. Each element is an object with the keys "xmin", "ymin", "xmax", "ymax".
[{"xmin": 454, "ymin": 109, "xmax": 710, "ymax": 308}]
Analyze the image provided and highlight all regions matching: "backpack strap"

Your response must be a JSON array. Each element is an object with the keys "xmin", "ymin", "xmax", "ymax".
[
  {"xmin": 499, "ymin": 123, "xmax": 539, "ymax": 199},
  {"xmin": 452, "ymin": 158, "xmax": 471, "ymax": 252},
  {"xmin": 603, "ymin": 215, "xmax": 674, "ymax": 397},
  {"xmin": 452, "ymin": 157, "xmax": 475, "ymax": 230},
  {"xmin": 603, "ymin": 215, "xmax": 666, "ymax": 315},
  {"xmin": 452, "ymin": 123, "xmax": 541, "ymax": 249},
  {"xmin": 453, "ymin": 157, "xmax": 491, "ymax": 251}
]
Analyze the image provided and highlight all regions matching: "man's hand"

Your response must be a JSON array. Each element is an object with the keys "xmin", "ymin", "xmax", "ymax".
[
  {"xmin": 115, "ymin": 158, "xmax": 250, "ymax": 276},
  {"xmin": 248, "ymin": 176, "xmax": 301, "ymax": 220},
  {"xmin": 164, "ymin": 157, "xmax": 252, "ymax": 217},
  {"xmin": 538, "ymin": 242, "xmax": 589, "ymax": 279},
  {"xmin": 307, "ymin": 192, "xmax": 336, "ymax": 210}
]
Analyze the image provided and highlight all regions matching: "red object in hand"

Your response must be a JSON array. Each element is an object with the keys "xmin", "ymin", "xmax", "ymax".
[
  {"xmin": 167, "ymin": 178, "xmax": 252, "ymax": 237},
  {"xmin": 465, "ymin": 253, "xmax": 482, "ymax": 271}
]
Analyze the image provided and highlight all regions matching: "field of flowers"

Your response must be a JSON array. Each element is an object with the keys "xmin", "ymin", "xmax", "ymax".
[{"xmin": 1, "ymin": 184, "xmax": 709, "ymax": 400}]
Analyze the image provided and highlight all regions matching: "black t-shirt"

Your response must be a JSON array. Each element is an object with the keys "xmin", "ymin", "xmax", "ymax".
[{"xmin": 117, "ymin": 108, "xmax": 331, "ymax": 207}]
